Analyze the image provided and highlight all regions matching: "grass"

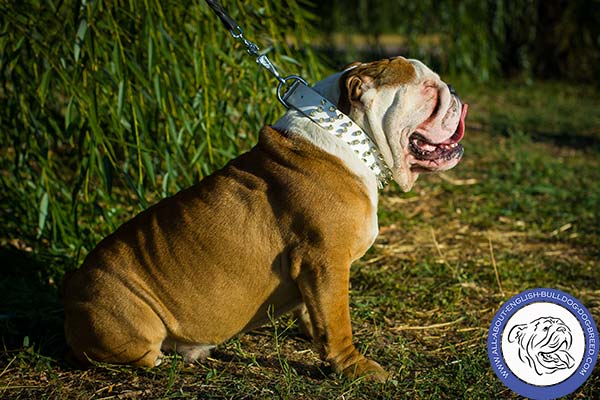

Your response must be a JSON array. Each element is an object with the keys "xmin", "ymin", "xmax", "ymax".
[
  {"xmin": 0, "ymin": 0, "xmax": 325, "ymax": 258},
  {"xmin": 1, "ymin": 79, "xmax": 599, "ymax": 398}
]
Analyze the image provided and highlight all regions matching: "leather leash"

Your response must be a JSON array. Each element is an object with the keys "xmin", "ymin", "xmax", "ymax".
[
  {"xmin": 204, "ymin": 0, "xmax": 307, "ymax": 107},
  {"xmin": 204, "ymin": 0, "xmax": 392, "ymax": 186}
]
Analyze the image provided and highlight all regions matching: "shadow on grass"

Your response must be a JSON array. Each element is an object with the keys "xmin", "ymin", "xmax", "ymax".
[
  {"xmin": 211, "ymin": 346, "xmax": 329, "ymax": 380},
  {"xmin": 473, "ymin": 118, "xmax": 600, "ymax": 152},
  {"xmin": 0, "ymin": 247, "xmax": 327, "ymax": 381},
  {"xmin": 0, "ymin": 246, "xmax": 66, "ymax": 360},
  {"xmin": 527, "ymin": 130, "xmax": 600, "ymax": 151}
]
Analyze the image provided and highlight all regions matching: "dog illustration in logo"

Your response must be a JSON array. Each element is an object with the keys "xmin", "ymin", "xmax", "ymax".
[{"xmin": 507, "ymin": 317, "xmax": 575, "ymax": 375}]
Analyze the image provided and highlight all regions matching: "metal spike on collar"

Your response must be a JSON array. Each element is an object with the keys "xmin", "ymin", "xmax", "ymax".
[
  {"xmin": 203, "ymin": 1, "xmax": 395, "ymax": 187},
  {"xmin": 282, "ymin": 81, "xmax": 392, "ymax": 188}
]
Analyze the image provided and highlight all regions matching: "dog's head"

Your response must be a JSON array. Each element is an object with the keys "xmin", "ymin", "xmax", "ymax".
[
  {"xmin": 322, "ymin": 56, "xmax": 468, "ymax": 191},
  {"xmin": 507, "ymin": 317, "xmax": 575, "ymax": 375}
]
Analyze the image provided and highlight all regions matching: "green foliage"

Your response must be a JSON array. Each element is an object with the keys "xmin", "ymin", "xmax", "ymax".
[
  {"xmin": 1, "ymin": 2, "xmax": 599, "ymax": 398},
  {"xmin": 2, "ymin": 77, "xmax": 600, "ymax": 399},
  {"xmin": 313, "ymin": 0, "xmax": 600, "ymax": 82},
  {"xmin": 0, "ymin": 0, "xmax": 326, "ymax": 256}
]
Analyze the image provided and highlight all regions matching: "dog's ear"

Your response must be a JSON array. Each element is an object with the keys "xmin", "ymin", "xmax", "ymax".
[
  {"xmin": 338, "ymin": 57, "xmax": 419, "ymax": 114},
  {"xmin": 338, "ymin": 72, "xmax": 371, "ymax": 114},
  {"xmin": 508, "ymin": 324, "xmax": 528, "ymax": 344},
  {"xmin": 347, "ymin": 75, "xmax": 365, "ymax": 102}
]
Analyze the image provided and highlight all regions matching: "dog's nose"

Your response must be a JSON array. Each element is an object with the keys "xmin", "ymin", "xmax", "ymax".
[{"xmin": 448, "ymin": 84, "xmax": 461, "ymax": 102}]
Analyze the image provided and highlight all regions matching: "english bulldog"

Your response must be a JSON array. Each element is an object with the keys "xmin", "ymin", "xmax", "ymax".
[
  {"xmin": 508, "ymin": 317, "xmax": 575, "ymax": 375},
  {"xmin": 63, "ymin": 56, "xmax": 468, "ymax": 381}
]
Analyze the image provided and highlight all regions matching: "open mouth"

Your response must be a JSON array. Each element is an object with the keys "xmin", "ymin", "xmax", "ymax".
[{"xmin": 409, "ymin": 102, "xmax": 468, "ymax": 165}]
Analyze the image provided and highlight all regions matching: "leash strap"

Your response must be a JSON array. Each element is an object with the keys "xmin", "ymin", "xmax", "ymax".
[
  {"xmin": 204, "ymin": 0, "xmax": 392, "ymax": 187},
  {"xmin": 205, "ymin": 0, "xmax": 313, "ymax": 109},
  {"xmin": 205, "ymin": 0, "xmax": 238, "ymax": 33},
  {"xmin": 205, "ymin": 0, "xmax": 291, "ymax": 86}
]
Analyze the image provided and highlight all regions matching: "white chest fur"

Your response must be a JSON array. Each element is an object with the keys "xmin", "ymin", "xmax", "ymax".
[{"xmin": 273, "ymin": 75, "xmax": 381, "ymax": 208}]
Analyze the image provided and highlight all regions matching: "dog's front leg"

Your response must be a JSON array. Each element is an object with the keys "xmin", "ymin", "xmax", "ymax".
[{"xmin": 294, "ymin": 258, "xmax": 388, "ymax": 382}]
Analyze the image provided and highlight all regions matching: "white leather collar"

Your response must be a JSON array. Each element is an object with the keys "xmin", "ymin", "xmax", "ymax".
[{"xmin": 282, "ymin": 81, "xmax": 392, "ymax": 188}]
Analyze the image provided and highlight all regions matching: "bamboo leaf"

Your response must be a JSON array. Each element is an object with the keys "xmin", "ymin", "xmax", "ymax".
[
  {"xmin": 142, "ymin": 151, "xmax": 156, "ymax": 186},
  {"xmin": 112, "ymin": 43, "xmax": 123, "ymax": 78},
  {"xmin": 65, "ymin": 96, "xmax": 76, "ymax": 130},
  {"xmin": 39, "ymin": 68, "xmax": 52, "ymax": 105},
  {"xmin": 37, "ymin": 192, "xmax": 49, "ymax": 238},
  {"xmin": 102, "ymin": 155, "xmax": 113, "ymax": 195},
  {"xmin": 148, "ymin": 36, "xmax": 155, "ymax": 76},
  {"xmin": 74, "ymin": 18, "xmax": 88, "ymax": 62},
  {"xmin": 117, "ymin": 80, "xmax": 125, "ymax": 118},
  {"xmin": 161, "ymin": 171, "xmax": 170, "ymax": 197},
  {"xmin": 1, "ymin": 0, "xmax": 327, "ymax": 254},
  {"xmin": 153, "ymin": 74, "xmax": 162, "ymax": 106}
]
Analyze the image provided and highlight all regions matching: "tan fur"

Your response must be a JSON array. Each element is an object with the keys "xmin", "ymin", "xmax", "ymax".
[
  {"xmin": 64, "ymin": 56, "xmax": 465, "ymax": 382},
  {"xmin": 63, "ymin": 127, "xmax": 381, "ymax": 377},
  {"xmin": 338, "ymin": 58, "xmax": 417, "ymax": 114}
]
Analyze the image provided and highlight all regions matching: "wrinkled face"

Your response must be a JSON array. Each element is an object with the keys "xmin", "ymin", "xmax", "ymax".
[
  {"xmin": 508, "ymin": 317, "xmax": 575, "ymax": 375},
  {"xmin": 338, "ymin": 56, "xmax": 468, "ymax": 191}
]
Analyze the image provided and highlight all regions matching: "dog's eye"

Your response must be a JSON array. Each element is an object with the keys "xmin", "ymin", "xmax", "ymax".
[{"xmin": 543, "ymin": 327, "xmax": 549, "ymax": 331}]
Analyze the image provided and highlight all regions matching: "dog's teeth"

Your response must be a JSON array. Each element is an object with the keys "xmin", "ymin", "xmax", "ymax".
[{"xmin": 423, "ymin": 144, "xmax": 437, "ymax": 152}]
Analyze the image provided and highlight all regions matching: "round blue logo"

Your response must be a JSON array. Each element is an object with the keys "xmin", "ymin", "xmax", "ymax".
[{"xmin": 488, "ymin": 288, "xmax": 598, "ymax": 399}]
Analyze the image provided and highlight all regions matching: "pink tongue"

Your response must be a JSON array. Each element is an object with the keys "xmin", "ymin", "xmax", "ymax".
[{"xmin": 442, "ymin": 103, "xmax": 468, "ymax": 144}]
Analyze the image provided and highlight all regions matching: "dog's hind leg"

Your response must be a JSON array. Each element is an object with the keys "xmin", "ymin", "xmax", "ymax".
[{"xmin": 64, "ymin": 294, "xmax": 167, "ymax": 368}]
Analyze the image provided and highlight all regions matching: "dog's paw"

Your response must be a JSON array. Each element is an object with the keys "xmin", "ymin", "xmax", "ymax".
[
  {"xmin": 341, "ymin": 358, "xmax": 390, "ymax": 383},
  {"xmin": 294, "ymin": 304, "xmax": 314, "ymax": 340},
  {"xmin": 180, "ymin": 344, "xmax": 215, "ymax": 364}
]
